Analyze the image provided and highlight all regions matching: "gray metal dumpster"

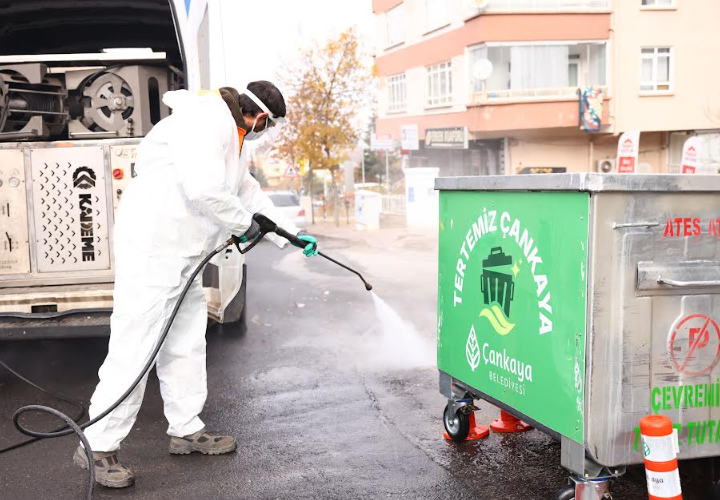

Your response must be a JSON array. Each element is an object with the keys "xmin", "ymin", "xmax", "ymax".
[{"xmin": 435, "ymin": 173, "xmax": 720, "ymax": 499}]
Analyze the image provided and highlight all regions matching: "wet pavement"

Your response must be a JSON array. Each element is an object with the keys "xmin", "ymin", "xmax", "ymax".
[{"xmin": 0, "ymin": 234, "xmax": 717, "ymax": 499}]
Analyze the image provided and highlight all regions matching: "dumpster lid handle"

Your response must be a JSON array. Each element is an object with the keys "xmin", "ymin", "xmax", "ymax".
[{"xmin": 657, "ymin": 275, "xmax": 720, "ymax": 288}]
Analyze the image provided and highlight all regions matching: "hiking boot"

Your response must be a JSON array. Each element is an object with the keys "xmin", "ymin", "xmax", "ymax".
[
  {"xmin": 73, "ymin": 445, "xmax": 135, "ymax": 488},
  {"xmin": 169, "ymin": 428, "xmax": 237, "ymax": 455}
]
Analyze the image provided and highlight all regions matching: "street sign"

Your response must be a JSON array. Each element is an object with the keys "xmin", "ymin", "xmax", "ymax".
[
  {"xmin": 284, "ymin": 164, "xmax": 301, "ymax": 178},
  {"xmin": 371, "ymin": 133, "xmax": 395, "ymax": 151},
  {"xmin": 401, "ymin": 125, "xmax": 419, "ymax": 151}
]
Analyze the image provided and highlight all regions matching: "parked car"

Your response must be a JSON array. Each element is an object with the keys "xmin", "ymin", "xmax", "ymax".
[{"xmin": 268, "ymin": 191, "xmax": 308, "ymax": 229}]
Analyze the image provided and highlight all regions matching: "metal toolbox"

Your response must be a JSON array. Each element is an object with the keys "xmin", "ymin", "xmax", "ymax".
[
  {"xmin": 0, "ymin": 139, "xmax": 138, "ymax": 290},
  {"xmin": 435, "ymin": 173, "xmax": 720, "ymax": 493}
]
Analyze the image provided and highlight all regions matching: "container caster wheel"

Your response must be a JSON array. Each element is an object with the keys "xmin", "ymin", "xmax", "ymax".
[
  {"xmin": 556, "ymin": 485, "xmax": 575, "ymax": 500},
  {"xmin": 714, "ymin": 478, "xmax": 720, "ymax": 500},
  {"xmin": 557, "ymin": 482, "xmax": 613, "ymax": 500},
  {"xmin": 442, "ymin": 403, "xmax": 489, "ymax": 441},
  {"xmin": 443, "ymin": 404, "xmax": 470, "ymax": 442}
]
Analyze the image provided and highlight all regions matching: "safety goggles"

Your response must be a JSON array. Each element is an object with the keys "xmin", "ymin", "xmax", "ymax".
[{"xmin": 242, "ymin": 87, "xmax": 287, "ymax": 132}]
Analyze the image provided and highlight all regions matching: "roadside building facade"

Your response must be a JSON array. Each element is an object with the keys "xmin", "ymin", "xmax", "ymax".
[{"xmin": 373, "ymin": 0, "xmax": 720, "ymax": 176}]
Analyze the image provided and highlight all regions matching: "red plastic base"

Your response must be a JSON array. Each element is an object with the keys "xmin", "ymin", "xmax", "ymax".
[
  {"xmin": 444, "ymin": 411, "xmax": 490, "ymax": 441},
  {"xmin": 489, "ymin": 410, "xmax": 532, "ymax": 433}
]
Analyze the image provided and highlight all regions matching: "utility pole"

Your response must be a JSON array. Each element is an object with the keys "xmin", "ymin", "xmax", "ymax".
[
  {"xmin": 309, "ymin": 161, "xmax": 315, "ymax": 225},
  {"xmin": 361, "ymin": 150, "xmax": 366, "ymax": 185},
  {"xmin": 385, "ymin": 150, "xmax": 390, "ymax": 193}
]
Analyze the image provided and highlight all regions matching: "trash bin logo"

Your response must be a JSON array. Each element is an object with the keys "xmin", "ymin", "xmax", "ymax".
[
  {"xmin": 479, "ymin": 247, "xmax": 516, "ymax": 336},
  {"xmin": 465, "ymin": 325, "xmax": 481, "ymax": 371}
]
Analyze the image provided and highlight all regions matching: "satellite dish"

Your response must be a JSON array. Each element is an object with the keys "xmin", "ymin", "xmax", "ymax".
[{"xmin": 473, "ymin": 59, "xmax": 493, "ymax": 81}]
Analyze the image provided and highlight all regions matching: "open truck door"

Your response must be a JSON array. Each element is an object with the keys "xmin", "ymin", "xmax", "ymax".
[{"xmin": 0, "ymin": 0, "xmax": 246, "ymax": 339}]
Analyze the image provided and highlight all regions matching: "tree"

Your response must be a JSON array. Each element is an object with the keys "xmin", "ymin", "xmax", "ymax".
[{"xmin": 276, "ymin": 28, "xmax": 371, "ymax": 225}]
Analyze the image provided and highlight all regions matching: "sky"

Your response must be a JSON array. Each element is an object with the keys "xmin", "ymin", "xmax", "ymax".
[{"xmin": 219, "ymin": 0, "xmax": 375, "ymax": 93}]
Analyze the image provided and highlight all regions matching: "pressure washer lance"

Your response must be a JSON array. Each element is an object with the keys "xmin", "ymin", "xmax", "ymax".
[
  {"xmin": 250, "ymin": 213, "xmax": 373, "ymax": 291},
  {"xmin": 0, "ymin": 213, "xmax": 372, "ymax": 500}
]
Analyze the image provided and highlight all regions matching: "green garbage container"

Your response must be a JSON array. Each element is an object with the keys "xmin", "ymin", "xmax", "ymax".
[{"xmin": 436, "ymin": 173, "xmax": 720, "ymax": 499}]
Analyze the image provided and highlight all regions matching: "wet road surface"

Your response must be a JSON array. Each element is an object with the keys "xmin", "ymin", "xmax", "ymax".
[{"xmin": 0, "ymin": 237, "xmax": 716, "ymax": 499}]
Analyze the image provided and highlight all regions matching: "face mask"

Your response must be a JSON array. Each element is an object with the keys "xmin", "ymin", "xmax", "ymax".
[{"xmin": 244, "ymin": 115, "xmax": 270, "ymax": 141}]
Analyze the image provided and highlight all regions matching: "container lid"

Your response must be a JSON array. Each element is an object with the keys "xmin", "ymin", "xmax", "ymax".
[
  {"xmin": 483, "ymin": 247, "xmax": 511, "ymax": 268},
  {"xmin": 435, "ymin": 173, "xmax": 720, "ymax": 193}
]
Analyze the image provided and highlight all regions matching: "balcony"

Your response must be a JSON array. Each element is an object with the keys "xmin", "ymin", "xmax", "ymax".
[
  {"xmin": 481, "ymin": 0, "xmax": 610, "ymax": 12},
  {"xmin": 472, "ymin": 86, "xmax": 607, "ymax": 104},
  {"xmin": 468, "ymin": 42, "xmax": 607, "ymax": 104}
]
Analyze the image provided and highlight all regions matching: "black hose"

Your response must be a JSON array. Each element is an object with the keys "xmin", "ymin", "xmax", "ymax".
[
  {"xmin": 0, "ymin": 219, "xmax": 368, "ymax": 499},
  {"xmin": 15, "ymin": 405, "xmax": 95, "ymax": 500},
  {"xmin": 2, "ymin": 239, "xmax": 233, "ymax": 500},
  {"xmin": 0, "ymin": 359, "xmax": 86, "ymax": 453}
]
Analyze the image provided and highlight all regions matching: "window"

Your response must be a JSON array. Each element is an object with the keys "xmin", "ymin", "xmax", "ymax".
[
  {"xmin": 641, "ymin": 0, "xmax": 674, "ymax": 7},
  {"xmin": 568, "ymin": 54, "xmax": 580, "ymax": 87},
  {"xmin": 468, "ymin": 42, "xmax": 607, "ymax": 100},
  {"xmin": 641, "ymin": 47, "xmax": 672, "ymax": 92},
  {"xmin": 388, "ymin": 74, "xmax": 407, "ymax": 112},
  {"xmin": 386, "ymin": 4, "xmax": 404, "ymax": 47},
  {"xmin": 426, "ymin": 0, "xmax": 448, "ymax": 29},
  {"xmin": 427, "ymin": 61, "xmax": 453, "ymax": 106}
]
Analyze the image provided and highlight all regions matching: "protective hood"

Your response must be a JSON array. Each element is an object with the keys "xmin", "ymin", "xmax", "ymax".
[{"xmin": 162, "ymin": 89, "xmax": 197, "ymax": 111}]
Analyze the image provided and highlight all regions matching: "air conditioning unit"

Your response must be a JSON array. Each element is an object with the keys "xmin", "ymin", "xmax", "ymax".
[{"xmin": 596, "ymin": 159, "xmax": 614, "ymax": 173}]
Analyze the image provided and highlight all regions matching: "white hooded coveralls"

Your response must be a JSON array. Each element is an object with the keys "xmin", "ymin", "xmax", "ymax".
[{"xmin": 84, "ymin": 90, "xmax": 296, "ymax": 452}]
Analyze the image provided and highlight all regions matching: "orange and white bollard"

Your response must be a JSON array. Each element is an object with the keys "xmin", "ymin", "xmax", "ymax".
[
  {"xmin": 489, "ymin": 409, "xmax": 532, "ymax": 433},
  {"xmin": 640, "ymin": 415, "xmax": 682, "ymax": 500}
]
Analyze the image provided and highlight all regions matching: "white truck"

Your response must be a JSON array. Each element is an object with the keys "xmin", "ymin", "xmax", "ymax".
[{"xmin": 0, "ymin": 0, "xmax": 248, "ymax": 339}]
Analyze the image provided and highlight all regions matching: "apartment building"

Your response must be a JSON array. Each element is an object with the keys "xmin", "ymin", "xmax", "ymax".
[{"xmin": 373, "ymin": 0, "xmax": 720, "ymax": 176}]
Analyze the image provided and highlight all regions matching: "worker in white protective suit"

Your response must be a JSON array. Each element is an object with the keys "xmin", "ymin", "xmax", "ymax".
[{"xmin": 73, "ymin": 81, "xmax": 318, "ymax": 488}]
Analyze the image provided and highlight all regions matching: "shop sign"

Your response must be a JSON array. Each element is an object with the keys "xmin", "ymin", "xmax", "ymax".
[
  {"xmin": 681, "ymin": 137, "xmax": 701, "ymax": 174},
  {"xmin": 616, "ymin": 131, "xmax": 640, "ymax": 173},
  {"xmin": 425, "ymin": 127, "xmax": 468, "ymax": 149},
  {"xmin": 401, "ymin": 125, "xmax": 419, "ymax": 151}
]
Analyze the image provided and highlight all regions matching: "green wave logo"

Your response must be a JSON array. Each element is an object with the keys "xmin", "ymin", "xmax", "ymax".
[{"xmin": 479, "ymin": 303, "xmax": 515, "ymax": 336}]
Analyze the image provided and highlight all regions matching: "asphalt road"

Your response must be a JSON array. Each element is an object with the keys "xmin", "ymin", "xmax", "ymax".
[{"xmin": 0, "ymin": 236, "xmax": 716, "ymax": 500}]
